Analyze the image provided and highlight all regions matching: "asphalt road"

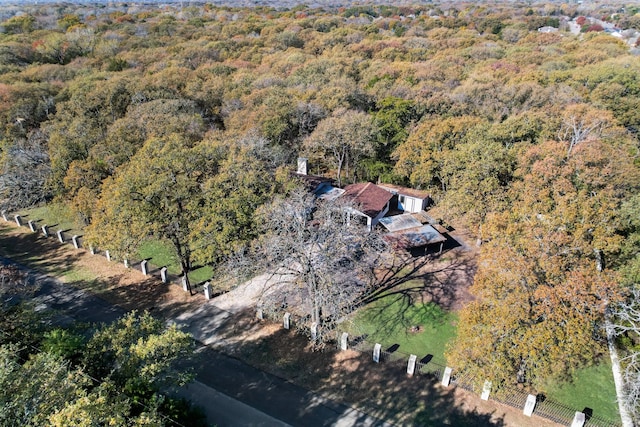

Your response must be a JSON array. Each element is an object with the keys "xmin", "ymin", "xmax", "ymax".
[{"xmin": 1, "ymin": 255, "xmax": 391, "ymax": 427}]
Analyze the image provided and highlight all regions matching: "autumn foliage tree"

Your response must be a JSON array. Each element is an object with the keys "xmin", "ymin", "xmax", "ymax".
[
  {"xmin": 85, "ymin": 135, "xmax": 222, "ymax": 291},
  {"xmin": 448, "ymin": 135, "xmax": 640, "ymax": 388}
]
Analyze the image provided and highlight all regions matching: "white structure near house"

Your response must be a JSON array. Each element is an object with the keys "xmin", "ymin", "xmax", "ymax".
[
  {"xmin": 377, "ymin": 183, "xmax": 431, "ymax": 214},
  {"xmin": 293, "ymin": 157, "xmax": 345, "ymax": 200}
]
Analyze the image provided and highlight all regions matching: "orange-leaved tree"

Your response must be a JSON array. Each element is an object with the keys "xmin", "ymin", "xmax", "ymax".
[{"xmin": 448, "ymin": 133, "xmax": 640, "ymax": 388}]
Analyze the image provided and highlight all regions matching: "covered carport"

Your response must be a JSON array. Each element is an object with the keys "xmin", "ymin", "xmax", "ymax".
[{"xmin": 379, "ymin": 214, "xmax": 447, "ymax": 254}]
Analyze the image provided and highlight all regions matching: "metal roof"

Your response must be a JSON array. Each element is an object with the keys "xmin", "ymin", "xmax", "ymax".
[
  {"xmin": 379, "ymin": 214, "xmax": 423, "ymax": 232},
  {"xmin": 385, "ymin": 224, "xmax": 446, "ymax": 249}
]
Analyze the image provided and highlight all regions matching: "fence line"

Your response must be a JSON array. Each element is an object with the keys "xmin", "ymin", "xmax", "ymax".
[
  {"xmin": 2, "ymin": 213, "xmax": 624, "ymax": 427},
  {"xmin": 3, "ymin": 214, "xmax": 210, "ymax": 295},
  {"xmin": 416, "ymin": 358, "xmax": 445, "ymax": 381},
  {"xmin": 345, "ymin": 336, "xmax": 621, "ymax": 427}
]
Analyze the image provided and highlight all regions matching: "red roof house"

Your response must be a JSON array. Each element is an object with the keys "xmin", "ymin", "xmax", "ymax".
[{"xmin": 342, "ymin": 182, "xmax": 394, "ymax": 231}]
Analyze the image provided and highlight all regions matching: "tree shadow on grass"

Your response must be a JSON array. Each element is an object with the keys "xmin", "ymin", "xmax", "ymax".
[
  {"xmin": 365, "ymin": 252, "xmax": 476, "ymax": 310},
  {"xmin": 67, "ymin": 273, "xmax": 203, "ymax": 321},
  {"xmin": 354, "ymin": 252, "xmax": 475, "ymax": 345},
  {"xmin": 205, "ymin": 308, "xmax": 506, "ymax": 427}
]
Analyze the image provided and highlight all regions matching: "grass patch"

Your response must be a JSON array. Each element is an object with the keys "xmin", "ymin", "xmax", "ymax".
[
  {"xmin": 17, "ymin": 202, "xmax": 80, "ymax": 235},
  {"xmin": 188, "ymin": 266, "xmax": 214, "ymax": 284},
  {"xmin": 137, "ymin": 239, "xmax": 213, "ymax": 283},
  {"xmin": 348, "ymin": 288, "xmax": 457, "ymax": 363},
  {"xmin": 137, "ymin": 240, "xmax": 180, "ymax": 273},
  {"xmin": 61, "ymin": 267, "xmax": 97, "ymax": 283},
  {"xmin": 542, "ymin": 360, "xmax": 620, "ymax": 423}
]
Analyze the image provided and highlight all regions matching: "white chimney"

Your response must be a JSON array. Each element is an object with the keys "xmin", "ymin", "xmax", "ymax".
[{"xmin": 297, "ymin": 157, "xmax": 308, "ymax": 175}]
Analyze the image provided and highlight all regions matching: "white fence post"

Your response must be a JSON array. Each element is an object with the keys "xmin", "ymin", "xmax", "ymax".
[
  {"xmin": 441, "ymin": 367, "xmax": 453, "ymax": 387},
  {"xmin": 480, "ymin": 380, "xmax": 492, "ymax": 401},
  {"xmin": 283, "ymin": 312, "xmax": 291, "ymax": 329},
  {"xmin": 571, "ymin": 412, "xmax": 586, "ymax": 427},
  {"xmin": 407, "ymin": 354, "xmax": 417, "ymax": 376},
  {"xmin": 340, "ymin": 332, "xmax": 348, "ymax": 351},
  {"xmin": 523, "ymin": 394, "xmax": 537, "ymax": 417},
  {"xmin": 373, "ymin": 343, "xmax": 381, "ymax": 363}
]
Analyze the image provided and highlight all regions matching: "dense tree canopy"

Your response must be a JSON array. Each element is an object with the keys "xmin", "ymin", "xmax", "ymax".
[{"xmin": 0, "ymin": 1, "xmax": 639, "ymax": 404}]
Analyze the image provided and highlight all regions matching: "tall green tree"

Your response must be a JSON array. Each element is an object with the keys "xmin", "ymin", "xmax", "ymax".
[
  {"xmin": 83, "ymin": 311, "xmax": 193, "ymax": 391},
  {"xmin": 190, "ymin": 136, "xmax": 280, "ymax": 269},
  {"xmin": 86, "ymin": 135, "xmax": 221, "ymax": 291},
  {"xmin": 372, "ymin": 96, "xmax": 421, "ymax": 162}
]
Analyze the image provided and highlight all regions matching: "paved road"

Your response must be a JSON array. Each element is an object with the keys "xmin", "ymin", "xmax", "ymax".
[{"xmin": 1, "ymin": 256, "xmax": 392, "ymax": 427}]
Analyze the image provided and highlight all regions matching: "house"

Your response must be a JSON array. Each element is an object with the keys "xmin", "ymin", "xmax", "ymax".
[
  {"xmin": 377, "ymin": 183, "xmax": 431, "ymax": 214},
  {"xmin": 342, "ymin": 182, "xmax": 393, "ymax": 231},
  {"xmin": 291, "ymin": 159, "xmax": 446, "ymax": 252}
]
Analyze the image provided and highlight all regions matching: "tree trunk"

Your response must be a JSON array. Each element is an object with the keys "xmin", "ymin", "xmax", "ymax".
[{"xmin": 181, "ymin": 261, "xmax": 192, "ymax": 295}]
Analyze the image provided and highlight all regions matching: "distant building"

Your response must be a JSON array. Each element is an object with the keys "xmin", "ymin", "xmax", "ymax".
[{"xmin": 538, "ymin": 26, "xmax": 559, "ymax": 33}]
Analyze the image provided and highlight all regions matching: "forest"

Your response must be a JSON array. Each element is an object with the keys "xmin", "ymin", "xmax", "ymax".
[{"xmin": 1, "ymin": 1, "xmax": 640, "ymax": 425}]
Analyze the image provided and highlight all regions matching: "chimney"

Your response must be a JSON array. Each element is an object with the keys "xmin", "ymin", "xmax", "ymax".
[{"xmin": 297, "ymin": 157, "xmax": 308, "ymax": 175}]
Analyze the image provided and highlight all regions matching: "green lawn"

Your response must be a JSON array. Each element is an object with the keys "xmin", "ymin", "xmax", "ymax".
[
  {"xmin": 348, "ymin": 283, "xmax": 457, "ymax": 363},
  {"xmin": 17, "ymin": 203, "xmax": 81, "ymax": 235},
  {"xmin": 137, "ymin": 240, "xmax": 181, "ymax": 273},
  {"xmin": 137, "ymin": 239, "xmax": 213, "ymax": 284},
  {"xmin": 541, "ymin": 360, "xmax": 621, "ymax": 423}
]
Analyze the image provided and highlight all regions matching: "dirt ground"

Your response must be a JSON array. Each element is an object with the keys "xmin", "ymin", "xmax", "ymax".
[{"xmin": 0, "ymin": 220, "xmax": 560, "ymax": 427}]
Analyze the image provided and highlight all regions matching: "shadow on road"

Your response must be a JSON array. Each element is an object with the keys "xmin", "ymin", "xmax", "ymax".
[{"xmin": 206, "ymin": 308, "xmax": 505, "ymax": 427}]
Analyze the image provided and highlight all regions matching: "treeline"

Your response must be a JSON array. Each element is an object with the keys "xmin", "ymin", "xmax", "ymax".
[{"xmin": 0, "ymin": 1, "xmax": 639, "ymax": 409}]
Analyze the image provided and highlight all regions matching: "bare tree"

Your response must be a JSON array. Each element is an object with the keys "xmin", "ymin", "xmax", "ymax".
[
  {"xmin": 0, "ymin": 129, "xmax": 51, "ymax": 211},
  {"xmin": 302, "ymin": 108, "xmax": 375, "ymax": 186},
  {"xmin": 611, "ymin": 286, "xmax": 640, "ymax": 424},
  {"xmin": 557, "ymin": 104, "xmax": 616, "ymax": 157},
  {"xmin": 242, "ymin": 187, "xmax": 390, "ymax": 347}
]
